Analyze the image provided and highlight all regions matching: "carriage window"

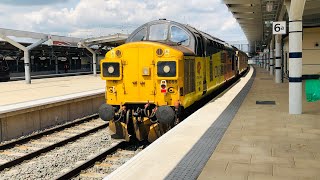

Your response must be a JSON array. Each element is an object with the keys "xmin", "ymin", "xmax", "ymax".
[
  {"xmin": 149, "ymin": 24, "xmax": 168, "ymax": 41},
  {"xmin": 170, "ymin": 26, "xmax": 190, "ymax": 46},
  {"xmin": 131, "ymin": 28, "xmax": 147, "ymax": 42}
]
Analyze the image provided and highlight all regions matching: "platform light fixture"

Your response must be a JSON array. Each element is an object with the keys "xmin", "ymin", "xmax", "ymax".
[
  {"xmin": 266, "ymin": 1, "xmax": 273, "ymax": 12},
  {"xmin": 264, "ymin": 20, "xmax": 273, "ymax": 27}
]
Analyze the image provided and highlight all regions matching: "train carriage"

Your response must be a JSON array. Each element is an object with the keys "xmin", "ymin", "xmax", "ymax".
[{"xmin": 99, "ymin": 19, "xmax": 248, "ymax": 142}]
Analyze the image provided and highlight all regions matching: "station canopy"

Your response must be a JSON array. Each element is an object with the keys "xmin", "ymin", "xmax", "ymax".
[
  {"xmin": 223, "ymin": 0, "xmax": 320, "ymax": 53},
  {"xmin": 82, "ymin": 33, "xmax": 128, "ymax": 49},
  {"xmin": 0, "ymin": 28, "xmax": 128, "ymax": 59}
]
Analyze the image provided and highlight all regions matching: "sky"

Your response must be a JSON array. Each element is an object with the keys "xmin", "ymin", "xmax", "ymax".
[{"xmin": 0, "ymin": 0, "xmax": 247, "ymax": 44}]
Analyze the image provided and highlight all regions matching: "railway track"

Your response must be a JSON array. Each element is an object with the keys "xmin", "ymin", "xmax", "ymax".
[
  {"xmin": 0, "ymin": 115, "xmax": 113, "ymax": 179},
  {"xmin": 56, "ymin": 141, "xmax": 146, "ymax": 180},
  {"xmin": 0, "ymin": 114, "xmax": 99, "ymax": 151}
]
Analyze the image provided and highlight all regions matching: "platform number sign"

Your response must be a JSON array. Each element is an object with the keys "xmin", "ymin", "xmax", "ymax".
[{"xmin": 273, "ymin": 21, "xmax": 286, "ymax": 34}]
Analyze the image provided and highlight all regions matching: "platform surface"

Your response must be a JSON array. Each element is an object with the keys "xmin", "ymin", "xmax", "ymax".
[
  {"xmin": 198, "ymin": 67, "xmax": 320, "ymax": 180},
  {"xmin": 0, "ymin": 75, "xmax": 105, "ymax": 106}
]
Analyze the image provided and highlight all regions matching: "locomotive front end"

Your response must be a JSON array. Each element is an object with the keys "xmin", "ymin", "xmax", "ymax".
[{"xmin": 99, "ymin": 42, "xmax": 183, "ymax": 142}]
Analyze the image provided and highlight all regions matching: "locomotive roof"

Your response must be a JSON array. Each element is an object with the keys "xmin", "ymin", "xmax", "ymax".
[
  {"xmin": 127, "ymin": 19, "xmax": 241, "ymax": 53},
  {"xmin": 127, "ymin": 19, "xmax": 227, "ymax": 46}
]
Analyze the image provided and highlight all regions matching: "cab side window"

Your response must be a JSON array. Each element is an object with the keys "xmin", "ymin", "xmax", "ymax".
[{"xmin": 170, "ymin": 26, "xmax": 190, "ymax": 46}]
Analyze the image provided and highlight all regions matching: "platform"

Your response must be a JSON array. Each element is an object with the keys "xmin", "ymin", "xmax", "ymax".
[
  {"xmin": 0, "ymin": 75, "xmax": 105, "ymax": 142},
  {"xmin": 106, "ymin": 66, "xmax": 320, "ymax": 180},
  {"xmin": 0, "ymin": 75, "xmax": 104, "ymax": 106},
  {"xmin": 198, "ymin": 67, "xmax": 320, "ymax": 180}
]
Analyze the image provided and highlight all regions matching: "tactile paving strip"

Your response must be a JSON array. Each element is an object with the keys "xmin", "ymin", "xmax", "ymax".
[{"xmin": 165, "ymin": 69, "xmax": 256, "ymax": 180}]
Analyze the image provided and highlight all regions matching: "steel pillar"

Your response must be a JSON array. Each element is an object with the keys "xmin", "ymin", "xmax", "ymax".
[
  {"xmin": 286, "ymin": 0, "xmax": 306, "ymax": 114},
  {"xmin": 55, "ymin": 57, "xmax": 58, "ymax": 74},
  {"xmin": 23, "ymin": 51, "xmax": 31, "ymax": 83},
  {"xmin": 275, "ymin": 34, "xmax": 282, "ymax": 83},
  {"xmin": 270, "ymin": 38, "xmax": 274, "ymax": 75},
  {"xmin": 81, "ymin": 43, "xmax": 97, "ymax": 76},
  {"xmin": 16, "ymin": 57, "xmax": 19, "ymax": 72},
  {"xmin": 266, "ymin": 51, "xmax": 270, "ymax": 71},
  {"xmin": 259, "ymin": 54, "xmax": 262, "ymax": 67},
  {"xmin": 264, "ymin": 53, "xmax": 268, "ymax": 69},
  {"xmin": 262, "ymin": 53, "xmax": 264, "ymax": 68}
]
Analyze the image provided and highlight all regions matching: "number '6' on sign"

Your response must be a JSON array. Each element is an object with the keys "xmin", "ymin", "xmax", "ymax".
[{"xmin": 273, "ymin": 21, "xmax": 286, "ymax": 35}]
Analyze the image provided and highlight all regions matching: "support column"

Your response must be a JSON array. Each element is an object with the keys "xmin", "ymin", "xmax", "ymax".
[
  {"xmin": 93, "ymin": 53, "xmax": 97, "ymax": 75},
  {"xmin": 263, "ymin": 53, "xmax": 266, "ymax": 69},
  {"xmin": 275, "ymin": 34, "xmax": 282, "ymax": 83},
  {"xmin": 265, "ymin": 53, "xmax": 268, "ymax": 69},
  {"xmin": 259, "ymin": 54, "xmax": 262, "ymax": 67},
  {"xmin": 24, "ymin": 51, "xmax": 31, "ymax": 83},
  {"xmin": 287, "ymin": 0, "xmax": 306, "ymax": 114},
  {"xmin": 69, "ymin": 56, "xmax": 72, "ymax": 71},
  {"xmin": 81, "ymin": 43, "xmax": 97, "ymax": 76},
  {"xmin": 266, "ymin": 51, "xmax": 270, "ymax": 71},
  {"xmin": 16, "ymin": 57, "xmax": 19, "ymax": 72},
  {"xmin": 262, "ymin": 54, "xmax": 264, "ymax": 68},
  {"xmin": 270, "ymin": 38, "xmax": 274, "ymax": 75},
  {"xmin": 55, "ymin": 57, "xmax": 58, "ymax": 74},
  {"xmin": 262, "ymin": 52, "xmax": 266, "ymax": 69}
]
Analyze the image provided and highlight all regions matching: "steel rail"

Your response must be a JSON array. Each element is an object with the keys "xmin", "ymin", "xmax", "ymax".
[
  {"xmin": 55, "ymin": 141, "xmax": 126, "ymax": 180},
  {"xmin": 0, "ymin": 114, "xmax": 99, "ymax": 150},
  {"xmin": 0, "ymin": 122, "xmax": 108, "ymax": 171}
]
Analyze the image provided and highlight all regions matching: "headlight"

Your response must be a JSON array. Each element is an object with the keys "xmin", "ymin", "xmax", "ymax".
[
  {"xmin": 163, "ymin": 65, "xmax": 171, "ymax": 73},
  {"xmin": 102, "ymin": 62, "xmax": 120, "ymax": 77},
  {"xmin": 157, "ymin": 61, "xmax": 176, "ymax": 77},
  {"xmin": 108, "ymin": 66, "xmax": 115, "ymax": 74}
]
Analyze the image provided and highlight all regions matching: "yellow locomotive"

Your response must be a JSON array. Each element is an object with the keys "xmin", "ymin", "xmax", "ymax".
[{"xmin": 99, "ymin": 19, "xmax": 248, "ymax": 142}]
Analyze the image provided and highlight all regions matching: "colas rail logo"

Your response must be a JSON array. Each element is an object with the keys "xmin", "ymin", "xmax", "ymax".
[{"xmin": 197, "ymin": 62, "xmax": 201, "ymax": 74}]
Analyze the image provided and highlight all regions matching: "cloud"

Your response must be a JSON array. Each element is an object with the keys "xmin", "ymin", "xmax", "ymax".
[
  {"xmin": 0, "ymin": 0, "xmax": 247, "ymax": 43},
  {"xmin": 0, "ymin": 0, "xmax": 68, "ymax": 6}
]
